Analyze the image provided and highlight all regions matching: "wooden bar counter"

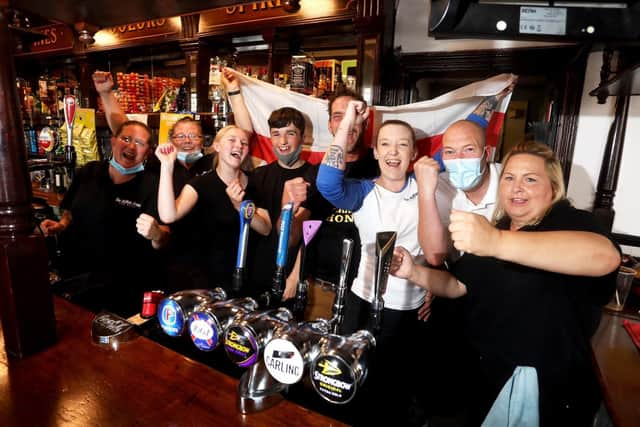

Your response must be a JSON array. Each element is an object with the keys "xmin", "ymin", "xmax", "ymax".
[
  {"xmin": 591, "ymin": 310, "xmax": 640, "ymax": 427},
  {"xmin": 0, "ymin": 297, "xmax": 347, "ymax": 426}
]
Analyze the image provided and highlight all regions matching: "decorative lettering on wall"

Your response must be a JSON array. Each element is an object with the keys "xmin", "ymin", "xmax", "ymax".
[
  {"xmin": 226, "ymin": 0, "xmax": 282, "ymax": 15},
  {"xmin": 107, "ymin": 19, "xmax": 167, "ymax": 34}
]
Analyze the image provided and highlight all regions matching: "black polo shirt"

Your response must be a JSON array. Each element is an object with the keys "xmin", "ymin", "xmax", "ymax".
[{"xmin": 452, "ymin": 200, "xmax": 619, "ymax": 424}]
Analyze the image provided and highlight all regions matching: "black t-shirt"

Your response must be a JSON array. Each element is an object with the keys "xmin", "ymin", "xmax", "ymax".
[
  {"xmin": 245, "ymin": 161, "xmax": 331, "ymax": 295},
  {"xmin": 451, "ymin": 200, "xmax": 619, "ymax": 423},
  {"xmin": 60, "ymin": 161, "xmax": 159, "ymax": 274},
  {"xmin": 307, "ymin": 148, "xmax": 379, "ymax": 285},
  {"xmin": 58, "ymin": 161, "xmax": 162, "ymax": 315},
  {"xmin": 165, "ymin": 154, "xmax": 216, "ymax": 261},
  {"xmin": 187, "ymin": 169, "xmax": 257, "ymax": 288}
]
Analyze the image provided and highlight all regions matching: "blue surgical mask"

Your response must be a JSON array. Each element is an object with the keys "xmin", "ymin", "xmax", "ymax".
[
  {"xmin": 109, "ymin": 158, "xmax": 145, "ymax": 175},
  {"xmin": 275, "ymin": 143, "xmax": 303, "ymax": 167},
  {"xmin": 443, "ymin": 157, "xmax": 484, "ymax": 190},
  {"xmin": 177, "ymin": 151, "xmax": 204, "ymax": 164}
]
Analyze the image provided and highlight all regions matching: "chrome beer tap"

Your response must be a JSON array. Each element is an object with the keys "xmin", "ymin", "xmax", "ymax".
[
  {"xmin": 188, "ymin": 297, "xmax": 258, "ymax": 352},
  {"xmin": 369, "ymin": 231, "xmax": 396, "ymax": 335},
  {"xmin": 224, "ymin": 308, "xmax": 294, "ymax": 414},
  {"xmin": 263, "ymin": 319, "xmax": 329, "ymax": 385},
  {"xmin": 157, "ymin": 288, "xmax": 227, "ymax": 337},
  {"xmin": 309, "ymin": 330, "xmax": 376, "ymax": 404},
  {"xmin": 223, "ymin": 307, "xmax": 293, "ymax": 368},
  {"xmin": 328, "ymin": 238, "xmax": 354, "ymax": 334}
]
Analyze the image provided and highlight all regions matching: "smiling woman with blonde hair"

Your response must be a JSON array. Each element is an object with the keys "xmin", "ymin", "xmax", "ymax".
[{"xmin": 391, "ymin": 141, "xmax": 621, "ymax": 426}]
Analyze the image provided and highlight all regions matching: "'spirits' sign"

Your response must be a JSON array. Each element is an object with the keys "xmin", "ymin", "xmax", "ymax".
[{"xmin": 225, "ymin": 1, "xmax": 282, "ymax": 14}]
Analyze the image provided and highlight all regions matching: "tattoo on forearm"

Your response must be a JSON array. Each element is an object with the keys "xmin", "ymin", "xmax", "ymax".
[
  {"xmin": 323, "ymin": 145, "xmax": 345, "ymax": 168},
  {"xmin": 475, "ymin": 96, "xmax": 499, "ymax": 121}
]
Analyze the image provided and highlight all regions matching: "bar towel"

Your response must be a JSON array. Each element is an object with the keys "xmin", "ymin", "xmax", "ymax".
[
  {"xmin": 481, "ymin": 366, "xmax": 540, "ymax": 427},
  {"xmin": 623, "ymin": 319, "xmax": 640, "ymax": 351}
]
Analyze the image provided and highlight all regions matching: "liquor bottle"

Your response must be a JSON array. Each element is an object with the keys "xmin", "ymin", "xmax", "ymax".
[
  {"xmin": 290, "ymin": 55, "xmax": 314, "ymax": 95},
  {"xmin": 38, "ymin": 73, "xmax": 49, "ymax": 115},
  {"xmin": 176, "ymin": 77, "xmax": 188, "ymax": 112},
  {"xmin": 209, "ymin": 56, "xmax": 228, "ymax": 129},
  {"xmin": 54, "ymin": 166, "xmax": 66, "ymax": 194}
]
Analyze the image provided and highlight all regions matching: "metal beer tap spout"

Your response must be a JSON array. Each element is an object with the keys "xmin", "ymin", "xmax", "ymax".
[
  {"xmin": 223, "ymin": 308, "xmax": 294, "ymax": 414},
  {"xmin": 369, "ymin": 231, "xmax": 396, "ymax": 335}
]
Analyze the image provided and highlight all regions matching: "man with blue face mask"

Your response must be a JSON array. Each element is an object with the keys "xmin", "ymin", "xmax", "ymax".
[{"xmin": 441, "ymin": 119, "xmax": 501, "ymax": 221}]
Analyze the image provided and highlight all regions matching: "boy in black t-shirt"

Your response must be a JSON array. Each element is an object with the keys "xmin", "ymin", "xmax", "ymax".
[{"xmin": 244, "ymin": 107, "xmax": 331, "ymax": 297}]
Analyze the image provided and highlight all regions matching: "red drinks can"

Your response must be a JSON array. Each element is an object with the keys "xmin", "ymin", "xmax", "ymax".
[{"xmin": 141, "ymin": 290, "xmax": 164, "ymax": 319}]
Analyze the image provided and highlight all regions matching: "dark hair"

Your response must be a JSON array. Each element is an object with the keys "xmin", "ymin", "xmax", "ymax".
[
  {"xmin": 328, "ymin": 88, "xmax": 366, "ymax": 116},
  {"xmin": 268, "ymin": 107, "xmax": 305, "ymax": 135},
  {"xmin": 169, "ymin": 116, "xmax": 202, "ymax": 137},
  {"xmin": 376, "ymin": 120, "xmax": 416, "ymax": 148},
  {"xmin": 114, "ymin": 120, "xmax": 153, "ymax": 144}
]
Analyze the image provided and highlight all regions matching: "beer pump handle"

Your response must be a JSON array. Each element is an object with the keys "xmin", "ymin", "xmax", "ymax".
[
  {"xmin": 369, "ymin": 231, "xmax": 397, "ymax": 334},
  {"xmin": 269, "ymin": 202, "xmax": 294, "ymax": 306},
  {"xmin": 292, "ymin": 220, "xmax": 322, "ymax": 320},
  {"xmin": 232, "ymin": 200, "xmax": 255, "ymax": 294},
  {"xmin": 63, "ymin": 95, "xmax": 77, "ymax": 180},
  {"xmin": 331, "ymin": 237, "xmax": 354, "ymax": 334}
]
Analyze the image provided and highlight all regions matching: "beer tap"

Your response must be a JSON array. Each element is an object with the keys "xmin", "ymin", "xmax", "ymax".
[
  {"xmin": 188, "ymin": 297, "xmax": 258, "ymax": 352},
  {"xmin": 62, "ymin": 95, "xmax": 77, "ymax": 180},
  {"xmin": 292, "ymin": 220, "xmax": 322, "ymax": 320},
  {"xmin": 260, "ymin": 202, "xmax": 294, "ymax": 308},
  {"xmin": 328, "ymin": 238, "xmax": 354, "ymax": 334},
  {"xmin": 309, "ymin": 330, "xmax": 376, "ymax": 404},
  {"xmin": 231, "ymin": 200, "xmax": 255, "ymax": 295},
  {"xmin": 157, "ymin": 288, "xmax": 227, "ymax": 337},
  {"xmin": 369, "ymin": 231, "xmax": 396, "ymax": 335},
  {"xmin": 263, "ymin": 319, "xmax": 329, "ymax": 385},
  {"xmin": 223, "ymin": 307, "xmax": 293, "ymax": 368},
  {"xmin": 225, "ymin": 308, "xmax": 294, "ymax": 414}
]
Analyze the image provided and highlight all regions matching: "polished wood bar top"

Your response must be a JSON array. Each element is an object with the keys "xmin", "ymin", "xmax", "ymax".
[
  {"xmin": 591, "ymin": 310, "xmax": 640, "ymax": 427},
  {"xmin": 0, "ymin": 297, "xmax": 347, "ymax": 427}
]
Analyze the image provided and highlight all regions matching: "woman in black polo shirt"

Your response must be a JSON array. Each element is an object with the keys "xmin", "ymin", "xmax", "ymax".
[{"xmin": 391, "ymin": 141, "xmax": 621, "ymax": 426}]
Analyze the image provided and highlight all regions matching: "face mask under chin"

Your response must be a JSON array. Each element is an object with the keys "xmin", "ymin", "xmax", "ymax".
[
  {"xmin": 109, "ymin": 157, "xmax": 145, "ymax": 175},
  {"xmin": 275, "ymin": 144, "xmax": 303, "ymax": 167},
  {"xmin": 177, "ymin": 151, "xmax": 204, "ymax": 164}
]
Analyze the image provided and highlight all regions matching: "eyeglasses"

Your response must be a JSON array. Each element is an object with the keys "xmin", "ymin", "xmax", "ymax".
[
  {"xmin": 172, "ymin": 133, "xmax": 203, "ymax": 142},
  {"xmin": 119, "ymin": 135, "xmax": 148, "ymax": 147}
]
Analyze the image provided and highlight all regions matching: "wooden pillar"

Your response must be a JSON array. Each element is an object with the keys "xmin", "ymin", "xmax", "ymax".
[
  {"xmin": 180, "ymin": 14, "xmax": 201, "ymax": 113},
  {"xmin": 0, "ymin": 6, "xmax": 56, "ymax": 359},
  {"xmin": 593, "ymin": 91, "xmax": 630, "ymax": 231},
  {"xmin": 593, "ymin": 49, "xmax": 628, "ymax": 231}
]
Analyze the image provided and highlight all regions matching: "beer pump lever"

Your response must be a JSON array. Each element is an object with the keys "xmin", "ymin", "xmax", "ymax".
[
  {"xmin": 261, "ymin": 202, "xmax": 294, "ymax": 307},
  {"xmin": 292, "ymin": 220, "xmax": 322, "ymax": 320},
  {"xmin": 328, "ymin": 238, "xmax": 354, "ymax": 334},
  {"xmin": 63, "ymin": 95, "xmax": 77, "ymax": 180},
  {"xmin": 369, "ymin": 231, "xmax": 396, "ymax": 335},
  {"xmin": 232, "ymin": 200, "xmax": 255, "ymax": 295}
]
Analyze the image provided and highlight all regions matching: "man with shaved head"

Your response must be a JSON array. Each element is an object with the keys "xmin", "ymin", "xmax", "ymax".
[{"xmin": 441, "ymin": 119, "xmax": 501, "ymax": 221}]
